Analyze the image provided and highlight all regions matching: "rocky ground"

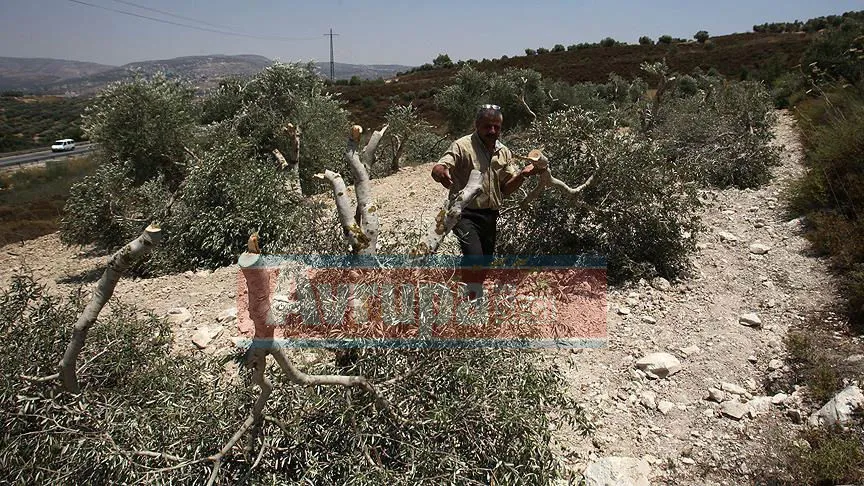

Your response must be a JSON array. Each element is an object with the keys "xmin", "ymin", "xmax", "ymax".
[
  {"xmin": 551, "ymin": 112, "xmax": 864, "ymax": 485},
  {"xmin": 1, "ymin": 111, "xmax": 861, "ymax": 484}
]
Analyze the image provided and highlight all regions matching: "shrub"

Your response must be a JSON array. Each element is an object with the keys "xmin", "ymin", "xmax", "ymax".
[
  {"xmin": 658, "ymin": 35, "xmax": 673, "ymax": 44},
  {"xmin": 199, "ymin": 76, "xmax": 244, "ymax": 124},
  {"xmin": 1, "ymin": 273, "xmax": 590, "ymax": 484},
  {"xmin": 786, "ymin": 426, "xmax": 864, "ymax": 485},
  {"xmin": 153, "ymin": 135, "xmax": 343, "ymax": 271},
  {"xmin": 552, "ymin": 44, "xmax": 566, "ymax": 52},
  {"xmin": 694, "ymin": 30, "xmax": 710, "ymax": 43},
  {"xmin": 599, "ymin": 37, "xmax": 617, "ymax": 47},
  {"xmin": 802, "ymin": 17, "xmax": 864, "ymax": 85},
  {"xmin": 536, "ymin": 47, "xmax": 550, "ymax": 54},
  {"xmin": 650, "ymin": 80, "xmax": 780, "ymax": 189},
  {"xmin": 524, "ymin": 48, "xmax": 536, "ymax": 56},
  {"xmin": 639, "ymin": 36, "xmax": 654, "ymax": 45},
  {"xmin": 434, "ymin": 66, "xmax": 543, "ymax": 134},
  {"xmin": 498, "ymin": 108, "xmax": 702, "ymax": 281},
  {"xmin": 432, "ymin": 53, "xmax": 453, "ymax": 68},
  {"xmin": 81, "ymin": 73, "xmax": 196, "ymax": 189},
  {"xmin": 567, "ymin": 44, "xmax": 578, "ymax": 51},
  {"xmin": 62, "ymin": 63, "xmax": 349, "ymax": 271},
  {"xmin": 787, "ymin": 91, "xmax": 864, "ymax": 326}
]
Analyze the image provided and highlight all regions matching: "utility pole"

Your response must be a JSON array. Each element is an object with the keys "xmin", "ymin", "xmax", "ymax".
[{"xmin": 323, "ymin": 28, "xmax": 339, "ymax": 81}]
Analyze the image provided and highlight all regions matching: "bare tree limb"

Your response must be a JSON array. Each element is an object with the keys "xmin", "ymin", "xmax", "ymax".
[
  {"xmin": 412, "ymin": 169, "xmax": 484, "ymax": 256},
  {"xmin": 360, "ymin": 124, "xmax": 388, "ymax": 168},
  {"xmin": 314, "ymin": 170, "xmax": 368, "ymax": 252},
  {"xmin": 206, "ymin": 248, "xmax": 399, "ymax": 484},
  {"xmin": 516, "ymin": 150, "xmax": 598, "ymax": 207},
  {"xmin": 45, "ymin": 224, "xmax": 163, "ymax": 393},
  {"xmin": 333, "ymin": 125, "xmax": 386, "ymax": 255},
  {"xmin": 520, "ymin": 77, "xmax": 537, "ymax": 122}
]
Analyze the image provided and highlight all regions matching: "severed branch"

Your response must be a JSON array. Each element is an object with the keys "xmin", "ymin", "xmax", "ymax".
[
  {"xmin": 273, "ymin": 123, "xmax": 303, "ymax": 197},
  {"xmin": 412, "ymin": 169, "xmax": 484, "ymax": 257},
  {"xmin": 520, "ymin": 77, "xmax": 537, "ymax": 122},
  {"xmin": 206, "ymin": 246, "xmax": 396, "ymax": 486},
  {"xmin": 23, "ymin": 224, "xmax": 163, "ymax": 393},
  {"xmin": 515, "ymin": 149, "xmax": 598, "ymax": 207},
  {"xmin": 316, "ymin": 125, "xmax": 387, "ymax": 255}
]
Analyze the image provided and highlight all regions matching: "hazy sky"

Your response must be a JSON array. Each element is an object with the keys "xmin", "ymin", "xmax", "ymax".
[{"xmin": 1, "ymin": 0, "xmax": 861, "ymax": 66}]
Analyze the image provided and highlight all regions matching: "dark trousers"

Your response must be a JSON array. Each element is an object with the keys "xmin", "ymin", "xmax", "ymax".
[{"xmin": 453, "ymin": 208, "xmax": 498, "ymax": 293}]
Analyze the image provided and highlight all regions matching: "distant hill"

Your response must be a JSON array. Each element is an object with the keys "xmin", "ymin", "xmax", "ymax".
[
  {"xmin": 0, "ymin": 57, "xmax": 114, "ymax": 91},
  {"xmin": 334, "ymin": 32, "xmax": 815, "ymax": 129},
  {"xmin": 316, "ymin": 62, "xmax": 413, "ymax": 81},
  {"xmin": 40, "ymin": 54, "xmax": 274, "ymax": 95},
  {"xmin": 0, "ymin": 55, "xmax": 413, "ymax": 95}
]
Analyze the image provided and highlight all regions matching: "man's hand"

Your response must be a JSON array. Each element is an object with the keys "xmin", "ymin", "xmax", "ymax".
[
  {"xmin": 520, "ymin": 162, "xmax": 546, "ymax": 178},
  {"xmin": 432, "ymin": 164, "xmax": 453, "ymax": 188}
]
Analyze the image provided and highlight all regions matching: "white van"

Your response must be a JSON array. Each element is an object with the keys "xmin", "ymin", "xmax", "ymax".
[{"xmin": 51, "ymin": 139, "xmax": 76, "ymax": 152}]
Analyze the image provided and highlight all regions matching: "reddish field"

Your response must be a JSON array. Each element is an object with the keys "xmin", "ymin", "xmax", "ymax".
[{"xmin": 333, "ymin": 32, "xmax": 812, "ymax": 130}]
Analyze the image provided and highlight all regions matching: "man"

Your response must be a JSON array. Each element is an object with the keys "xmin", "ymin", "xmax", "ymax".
[{"xmin": 431, "ymin": 104, "xmax": 544, "ymax": 297}]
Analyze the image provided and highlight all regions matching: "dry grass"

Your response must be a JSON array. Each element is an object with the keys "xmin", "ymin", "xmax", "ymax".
[{"xmin": 0, "ymin": 157, "xmax": 96, "ymax": 246}]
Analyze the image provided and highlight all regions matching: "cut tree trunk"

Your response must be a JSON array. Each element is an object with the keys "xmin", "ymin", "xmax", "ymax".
[{"xmin": 58, "ymin": 224, "xmax": 163, "ymax": 393}]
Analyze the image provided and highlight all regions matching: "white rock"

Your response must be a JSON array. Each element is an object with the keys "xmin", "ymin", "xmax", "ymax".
[
  {"xmin": 166, "ymin": 307, "xmax": 192, "ymax": 326},
  {"xmin": 808, "ymin": 385, "xmax": 864, "ymax": 427},
  {"xmin": 719, "ymin": 231, "xmax": 739, "ymax": 242},
  {"xmin": 641, "ymin": 316, "xmax": 657, "ymax": 324},
  {"xmin": 217, "ymin": 307, "xmax": 238, "ymax": 323},
  {"xmin": 748, "ymin": 396, "xmax": 773, "ymax": 416},
  {"xmin": 845, "ymin": 354, "xmax": 864, "ymax": 363},
  {"xmin": 680, "ymin": 457, "xmax": 696, "ymax": 465},
  {"xmin": 626, "ymin": 298, "xmax": 638, "ymax": 307},
  {"xmin": 771, "ymin": 393, "xmax": 788, "ymax": 405},
  {"xmin": 658, "ymin": 400, "xmax": 675, "ymax": 415},
  {"xmin": 721, "ymin": 382, "xmax": 748, "ymax": 396},
  {"xmin": 651, "ymin": 277, "xmax": 671, "ymax": 292},
  {"xmin": 747, "ymin": 355, "xmax": 758, "ymax": 364},
  {"xmin": 739, "ymin": 313, "xmax": 762, "ymax": 328},
  {"xmin": 617, "ymin": 307, "xmax": 631, "ymax": 316},
  {"xmin": 635, "ymin": 352, "xmax": 682, "ymax": 379},
  {"xmin": 640, "ymin": 391, "xmax": 657, "ymax": 410},
  {"xmin": 768, "ymin": 359, "xmax": 784, "ymax": 371},
  {"xmin": 707, "ymin": 387, "xmax": 726, "ymax": 403},
  {"xmin": 680, "ymin": 345, "xmax": 701, "ymax": 357},
  {"xmin": 582, "ymin": 456, "xmax": 651, "ymax": 486},
  {"xmin": 749, "ymin": 243, "xmax": 771, "ymax": 255},
  {"xmin": 721, "ymin": 401, "xmax": 749, "ymax": 420},
  {"xmin": 192, "ymin": 326, "xmax": 223, "ymax": 349}
]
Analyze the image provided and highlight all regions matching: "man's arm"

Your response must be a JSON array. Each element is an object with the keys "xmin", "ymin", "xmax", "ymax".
[
  {"xmin": 432, "ymin": 142, "xmax": 461, "ymax": 189},
  {"xmin": 432, "ymin": 163, "xmax": 453, "ymax": 188},
  {"xmin": 502, "ymin": 162, "xmax": 543, "ymax": 196}
]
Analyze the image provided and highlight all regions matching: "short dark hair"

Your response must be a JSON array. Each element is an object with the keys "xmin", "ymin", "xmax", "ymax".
[{"xmin": 475, "ymin": 104, "xmax": 502, "ymax": 122}]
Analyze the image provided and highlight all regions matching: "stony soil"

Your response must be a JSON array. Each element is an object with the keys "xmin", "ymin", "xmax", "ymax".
[{"xmin": 0, "ymin": 111, "xmax": 856, "ymax": 484}]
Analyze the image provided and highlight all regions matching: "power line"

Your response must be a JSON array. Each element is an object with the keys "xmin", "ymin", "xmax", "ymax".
[
  {"xmin": 64, "ymin": 0, "xmax": 319, "ymax": 41},
  {"xmin": 107, "ymin": 0, "xmax": 229, "ymax": 29}
]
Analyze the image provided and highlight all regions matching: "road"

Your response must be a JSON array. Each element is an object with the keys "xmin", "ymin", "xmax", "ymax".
[{"xmin": 0, "ymin": 143, "xmax": 94, "ymax": 169}]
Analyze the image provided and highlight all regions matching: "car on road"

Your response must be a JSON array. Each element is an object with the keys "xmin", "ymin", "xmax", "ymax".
[{"xmin": 51, "ymin": 139, "xmax": 76, "ymax": 152}]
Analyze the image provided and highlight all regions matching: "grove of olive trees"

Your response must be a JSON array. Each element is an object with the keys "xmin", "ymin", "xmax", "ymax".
[{"xmin": 2, "ymin": 54, "xmax": 783, "ymax": 484}]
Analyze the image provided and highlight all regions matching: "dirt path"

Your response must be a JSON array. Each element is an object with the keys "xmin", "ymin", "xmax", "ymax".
[
  {"xmin": 0, "ymin": 111, "xmax": 831, "ymax": 484},
  {"xmin": 549, "ymin": 111, "xmax": 837, "ymax": 484}
]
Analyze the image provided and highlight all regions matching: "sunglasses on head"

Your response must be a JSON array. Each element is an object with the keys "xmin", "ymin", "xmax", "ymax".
[{"xmin": 480, "ymin": 104, "xmax": 501, "ymax": 112}]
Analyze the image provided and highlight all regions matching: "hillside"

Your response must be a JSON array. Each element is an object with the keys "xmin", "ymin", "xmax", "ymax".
[
  {"xmin": 0, "ymin": 56, "xmax": 114, "ymax": 91},
  {"xmin": 40, "ymin": 54, "xmax": 273, "ymax": 95},
  {"xmin": 1, "ymin": 55, "xmax": 413, "ymax": 95},
  {"xmin": 335, "ymin": 32, "xmax": 813, "ymax": 129}
]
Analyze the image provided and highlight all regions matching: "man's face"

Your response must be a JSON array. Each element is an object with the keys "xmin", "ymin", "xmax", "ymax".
[{"xmin": 475, "ymin": 113, "xmax": 503, "ymax": 147}]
